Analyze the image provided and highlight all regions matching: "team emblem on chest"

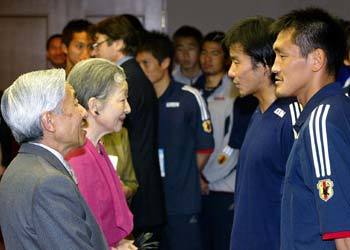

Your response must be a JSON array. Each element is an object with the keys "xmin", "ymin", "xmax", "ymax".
[{"xmin": 317, "ymin": 179, "xmax": 334, "ymax": 202}]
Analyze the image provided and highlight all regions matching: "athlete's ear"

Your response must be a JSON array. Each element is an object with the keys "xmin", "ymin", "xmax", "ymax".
[
  {"xmin": 309, "ymin": 48, "xmax": 326, "ymax": 72},
  {"xmin": 345, "ymin": 51, "xmax": 350, "ymax": 66},
  {"xmin": 261, "ymin": 63, "xmax": 271, "ymax": 77},
  {"xmin": 62, "ymin": 43, "xmax": 68, "ymax": 55},
  {"xmin": 160, "ymin": 57, "xmax": 171, "ymax": 70}
]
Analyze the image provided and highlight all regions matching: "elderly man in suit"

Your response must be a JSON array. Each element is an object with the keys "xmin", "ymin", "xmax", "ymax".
[{"xmin": 0, "ymin": 69, "xmax": 108, "ymax": 250}]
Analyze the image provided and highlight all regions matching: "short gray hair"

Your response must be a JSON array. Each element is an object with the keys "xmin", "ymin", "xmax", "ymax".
[
  {"xmin": 67, "ymin": 58, "xmax": 127, "ymax": 109},
  {"xmin": 1, "ymin": 69, "xmax": 65, "ymax": 143}
]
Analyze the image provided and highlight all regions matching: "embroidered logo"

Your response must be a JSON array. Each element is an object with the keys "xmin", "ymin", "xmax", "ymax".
[
  {"xmin": 202, "ymin": 120, "xmax": 212, "ymax": 133},
  {"xmin": 317, "ymin": 179, "xmax": 334, "ymax": 202},
  {"xmin": 214, "ymin": 96, "xmax": 225, "ymax": 101},
  {"xmin": 274, "ymin": 108, "xmax": 286, "ymax": 118},
  {"xmin": 189, "ymin": 215, "xmax": 198, "ymax": 224},
  {"xmin": 166, "ymin": 102, "xmax": 180, "ymax": 108},
  {"xmin": 217, "ymin": 153, "xmax": 227, "ymax": 165}
]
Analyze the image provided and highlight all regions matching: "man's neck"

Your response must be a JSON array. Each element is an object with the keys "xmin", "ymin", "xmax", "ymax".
[
  {"xmin": 65, "ymin": 60, "xmax": 74, "ymax": 76},
  {"xmin": 39, "ymin": 138, "xmax": 68, "ymax": 157},
  {"xmin": 204, "ymin": 72, "xmax": 225, "ymax": 89},
  {"xmin": 114, "ymin": 53, "xmax": 128, "ymax": 65},
  {"xmin": 297, "ymin": 74, "xmax": 335, "ymax": 106},
  {"xmin": 154, "ymin": 74, "xmax": 171, "ymax": 98},
  {"xmin": 181, "ymin": 65, "xmax": 201, "ymax": 79},
  {"xmin": 254, "ymin": 80, "xmax": 277, "ymax": 113}
]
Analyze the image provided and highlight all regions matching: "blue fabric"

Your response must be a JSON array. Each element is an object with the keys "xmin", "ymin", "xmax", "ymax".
[
  {"xmin": 230, "ymin": 98, "xmax": 296, "ymax": 250},
  {"xmin": 193, "ymin": 74, "xmax": 222, "ymax": 100},
  {"xmin": 158, "ymin": 81, "xmax": 214, "ymax": 215},
  {"xmin": 336, "ymin": 65, "xmax": 350, "ymax": 87},
  {"xmin": 281, "ymin": 82, "xmax": 350, "ymax": 250},
  {"xmin": 160, "ymin": 213, "xmax": 202, "ymax": 250},
  {"xmin": 201, "ymin": 192, "xmax": 234, "ymax": 250},
  {"xmin": 228, "ymin": 95, "xmax": 258, "ymax": 149}
]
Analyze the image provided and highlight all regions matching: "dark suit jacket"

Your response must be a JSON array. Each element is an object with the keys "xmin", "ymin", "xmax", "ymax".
[
  {"xmin": 121, "ymin": 58, "xmax": 166, "ymax": 229},
  {"xmin": 0, "ymin": 143, "xmax": 108, "ymax": 250}
]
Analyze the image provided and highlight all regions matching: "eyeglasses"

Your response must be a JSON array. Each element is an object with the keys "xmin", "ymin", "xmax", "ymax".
[{"xmin": 91, "ymin": 39, "xmax": 110, "ymax": 50}]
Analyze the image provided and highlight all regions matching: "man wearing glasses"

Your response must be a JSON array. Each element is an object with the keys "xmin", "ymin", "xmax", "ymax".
[{"xmin": 62, "ymin": 19, "xmax": 92, "ymax": 75}]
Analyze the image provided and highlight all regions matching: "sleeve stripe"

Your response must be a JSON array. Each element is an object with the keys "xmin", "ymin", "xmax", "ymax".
[
  {"xmin": 289, "ymin": 101, "xmax": 302, "ymax": 139},
  {"xmin": 309, "ymin": 107, "xmax": 321, "ymax": 178},
  {"xmin": 294, "ymin": 102, "xmax": 302, "ymax": 118},
  {"xmin": 182, "ymin": 85, "xmax": 209, "ymax": 121},
  {"xmin": 223, "ymin": 145, "xmax": 234, "ymax": 156},
  {"xmin": 323, "ymin": 231, "xmax": 350, "ymax": 240},
  {"xmin": 289, "ymin": 104, "xmax": 296, "ymax": 125},
  {"xmin": 289, "ymin": 103, "xmax": 297, "ymax": 139},
  {"xmin": 322, "ymin": 105, "xmax": 331, "ymax": 176},
  {"xmin": 315, "ymin": 105, "xmax": 326, "ymax": 177},
  {"xmin": 309, "ymin": 104, "xmax": 331, "ymax": 178},
  {"xmin": 197, "ymin": 148, "xmax": 214, "ymax": 154}
]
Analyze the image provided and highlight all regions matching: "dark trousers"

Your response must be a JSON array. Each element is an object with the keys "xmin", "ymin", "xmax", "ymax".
[
  {"xmin": 201, "ymin": 191, "xmax": 234, "ymax": 250},
  {"xmin": 160, "ymin": 213, "xmax": 202, "ymax": 250}
]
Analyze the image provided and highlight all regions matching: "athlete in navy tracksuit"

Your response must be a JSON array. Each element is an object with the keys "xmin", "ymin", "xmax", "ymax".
[
  {"xmin": 225, "ymin": 16, "xmax": 300, "ymax": 250},
  {"xmin": 281, "ymin": 83, "xmax": 350, "ymax": 249},
  {"xmin": 232, "ymin": 97, "xmax": 299, "ymax": 249},
  {"xmin": 272, "ymin": 8, "xmax": 350, "ymax": 249},
  {"xmin": 136, "ymin": 31, "xmax": 214, "ymax": 250}
]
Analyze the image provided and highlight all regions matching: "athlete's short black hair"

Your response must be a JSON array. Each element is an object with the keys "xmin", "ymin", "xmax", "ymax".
[
  {"xmin": 271, "ymin": 7, "xmax": 346, "ymax": 75},
  {"xmin": 224, "ymin": 16, "xmax": 275, "ymax": 68}
]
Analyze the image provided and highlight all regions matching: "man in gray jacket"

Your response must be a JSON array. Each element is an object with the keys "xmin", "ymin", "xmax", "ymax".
[{"xmin": 0, "ymin": 69, "xmax": 108, "ymax": 250}]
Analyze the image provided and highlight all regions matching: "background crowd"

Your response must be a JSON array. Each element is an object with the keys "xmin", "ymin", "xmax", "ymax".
[{"xmin": 0, "ymin": 7, "xmax": 350, "ymax": 250}]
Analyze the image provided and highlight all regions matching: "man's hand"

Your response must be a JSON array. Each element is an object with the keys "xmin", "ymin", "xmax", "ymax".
[
  {"xmin": 335, "ymin": 238, "xmax": 350, "ymax": 250},
  {"xmin": 121, "ymin": 183, "xmax": 133, "ymax": 199},
  {"xmin": 200, "ymin": 175, "xmax": 209, "ymax": 195},
  {"xmin": 0, "ymin": 166, "xmax": 5, "ymax": 176}
]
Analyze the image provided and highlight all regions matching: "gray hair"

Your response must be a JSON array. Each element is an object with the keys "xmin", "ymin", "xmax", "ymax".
[
  {"xmin": 1, "ymin": 69, "xmax": 65, "ymax": 143},
  {"xmin": 67, "ymin": 58, "xmax": 127, "ymax": 110}
]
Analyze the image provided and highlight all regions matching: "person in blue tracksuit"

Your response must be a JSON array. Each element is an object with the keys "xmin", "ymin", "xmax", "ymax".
[
  {"xmin": 136, "ymin": 31, "xmax": 214, "ymax": 250},
  {"xmin": 224, "ymin": 16, "xmax": 300, "ymax": 250},
  {"xmin": 271, "ymin": 7, "xmax": 350, "ymax": 250}
]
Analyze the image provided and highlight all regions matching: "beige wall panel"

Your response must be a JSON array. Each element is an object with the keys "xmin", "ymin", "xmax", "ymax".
[
  {"xmin": 0, "ymin": 17, "xmax": 47, "ymax": 90},
  {"xmin": 167, "ymin": 0, "xmax": 350, "ymax": 35}
]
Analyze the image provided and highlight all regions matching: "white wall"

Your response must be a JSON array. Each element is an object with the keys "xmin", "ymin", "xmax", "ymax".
[{"xmin": 167, "ymin": 0, "xmax": 350, "ymax": 35}]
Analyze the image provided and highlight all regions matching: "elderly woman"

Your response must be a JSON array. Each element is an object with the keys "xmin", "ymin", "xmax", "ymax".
[{"xmin": 66, "ymin": 58, "xmax": 135, "ymax": 250}]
